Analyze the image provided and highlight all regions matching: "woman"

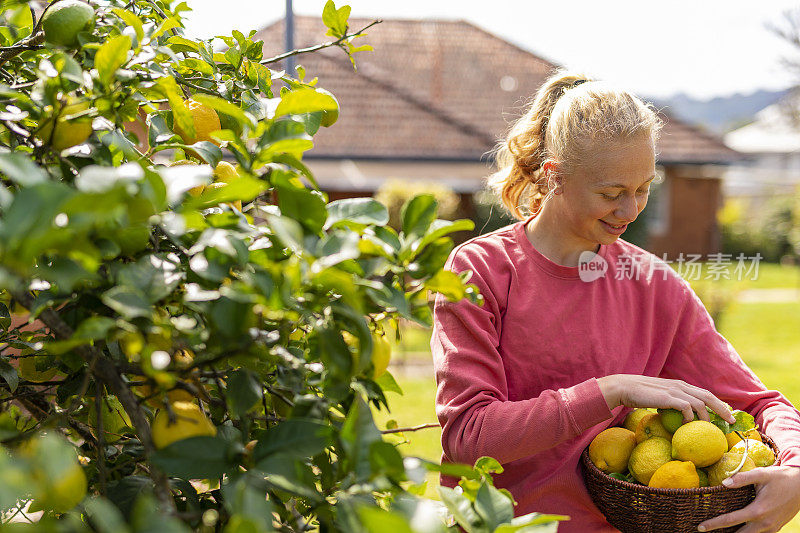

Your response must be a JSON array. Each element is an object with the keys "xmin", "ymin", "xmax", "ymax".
[{"xmin": 431, "ymin": 70, "xmax": 800, "ymax": 532}]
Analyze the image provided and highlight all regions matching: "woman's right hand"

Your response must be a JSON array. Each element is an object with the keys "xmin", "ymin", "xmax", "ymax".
[{"xmin": 596, "ymin": 374, "xmax": 736, "ymax": 424}]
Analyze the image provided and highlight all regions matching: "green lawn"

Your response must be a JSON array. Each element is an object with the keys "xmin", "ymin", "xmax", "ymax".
[{"xmin": 376, "ymin": 261, "xmax": 800, "ymax": 529}]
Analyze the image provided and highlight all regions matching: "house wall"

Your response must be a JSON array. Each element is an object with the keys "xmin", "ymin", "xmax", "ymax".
[{"xmin": 648, "ymin": 165, "xmax": 722, "ymax": 259}]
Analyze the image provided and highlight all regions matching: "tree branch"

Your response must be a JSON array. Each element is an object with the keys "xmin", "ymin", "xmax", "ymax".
[
  {"xmin": 9, "ymin": 290, "xmax": 175, "ymax": 512},
  {"xmin": 260, "ymin": 20, "xmax": 381, "ymax": 66},
  {"xmin": 381, "ymin": 422, "xmax": 439, "ymax": 434}
]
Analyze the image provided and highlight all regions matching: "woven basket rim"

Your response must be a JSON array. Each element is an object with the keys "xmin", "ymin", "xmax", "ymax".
[{"xmin": 581, "ymin": 432, "xmax": 778, "ymax": 495}]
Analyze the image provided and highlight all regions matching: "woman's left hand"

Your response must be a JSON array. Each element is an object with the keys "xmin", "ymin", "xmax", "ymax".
[{"xmin": 697, "ymin": 465, "xmax": 800, "ymax": 532}]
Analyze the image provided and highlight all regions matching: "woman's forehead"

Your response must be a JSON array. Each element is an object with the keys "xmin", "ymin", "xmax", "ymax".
[{"xmin": 575, "ymin": 137, "xmax": 656, "ymax": 185}]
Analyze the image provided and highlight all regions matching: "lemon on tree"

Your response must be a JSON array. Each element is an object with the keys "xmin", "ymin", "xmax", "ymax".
[
  {"xmin": 41, "ymin": 0, "xmax": 95, "ymax": 47},
  {"xmin": 671, "ymin": 420, "xmax": 728, "ymax": 467},
  {"xmin": 88, "ymin": 395, "xmax": 132, "ymax": 443},
  {"xmin": 588, "ymin": 427, "xmax": 637, "ymax": 474},
  {"xmin": 18, "ymin": 354, "xmax": 58, "ymax": 383},
  {"xmin": 173, "ymin": 99, "xmax": 221, "ymax": 145},
  {"xmin": 151, "ymin": 401, "xmax": 216, "ymax": 449},
  {"xmin": 628, "ymin": 436, "xmax": 673, "ymax": 485},
  {"xmin": 706, "ymin": 452, "xmax": 756, "ymax": 486},
  {"xmin": 207, "ymin": 161, "xmax": 243, "ymax": 211},
  {"xmin": 37, "ymin": 96, "xmax": 93, "ymax": 151},
  {"xmin": 648, "ymin": 460, "xmax": 700, "ymax": 489},
  {"xmin": 372, "ymin": 330, "xmax": 391, "ymax": 379},
  {"xmin": 18, "ymin": 433, "xmax": 88, "ymax": 514}
]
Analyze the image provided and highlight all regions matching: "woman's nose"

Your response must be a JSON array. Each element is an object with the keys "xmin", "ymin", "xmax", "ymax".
[{"xmin": 615, "ymin": 195, "xmax": 640, "ymax": 223}]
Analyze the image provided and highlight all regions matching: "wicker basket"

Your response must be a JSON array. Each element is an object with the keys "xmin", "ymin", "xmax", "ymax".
[{"xmin": 581, "ymin": 434, "xmax": 778, "ymax": 533}]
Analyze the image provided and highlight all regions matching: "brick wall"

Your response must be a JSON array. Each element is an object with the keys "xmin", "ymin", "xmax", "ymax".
[{"xmin": 649, "ymin": 166, "xmax": 722, "ymax": 259}]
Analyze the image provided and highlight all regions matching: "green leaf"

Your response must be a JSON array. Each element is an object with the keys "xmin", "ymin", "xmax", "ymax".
[
  {"xmin": 74, "ymin": 316, "xmax": 116, "ymax": 341},
  {"xmin": 166, "ymin": 35, "xmax": 199, "ymax": 53},
  {"xmin": 114, "ymin": 254, "xmax": 184, "ymax": 303},
  {"xmin": 150, "ymin": 16, "xmax": 180, "ymax": 43},
  {"xmin": 221, "ymin": 475, "xmax": 273, "ymax": 532},
  {"xmin": 252, "ymin": 419, "xmax": 333, "ymax": 462},
  {"xmin": 274, "ymin": 88, "xmax": 339, "ymax": 118},
  {"xmin": 402, "ymin": 194, "xmax": 438, "ymax": 240},
  {"xmin": 340, "ymin": 396, "xmax": 383, "ymax": 480},
  {"xmin": 438, "ymin": 486, "xmax": 484, "ymax": 533},
  {"xmin": 226, "ymin": 369, "xmax": 262, "ymax": 418},
  {"xmin": 157, "ymin": 76, "xmax": 194, "ymax": 140},
  {"xmin": 0, "ymin": 151, "xmax": 48, "ymax": 186},
  {"xmin": 0, "ymin": 359, "xmax": 19, "ymax": 393},
  {"xmin": 414, "ymin": 219, "xmax": 475, "ymax": 254},
  {"xmin": 729, "ymin": 410, "xmax": 756, "ymax": 433},
  {"xmin": 96, "ymin": 35, "xmax": 132, "ymax": 85},
  {"xmin": 474, "ymin": 457, "xmax": 504, "ymax": 476},
  {"xmin": 358, "ymin": 506, "xmax": 414, "ymax": 533},
  {"xmin": 493, "ymin": 513, "xmax": 570, "ymax": 533},
  {"xmin": 101, "ymin": 286, "xmax": 151, "ymax": 319},
  {"xmin": 325, "ymin": 198, "xmax": 389, "ymax": 230},
  {"xmin": 473, "ymin": 484, "xmax": 514, "ymax": 530},
  {"xmin": 425, "ymin": 270, "xmax": 467, "ymax": 301},
  {"xmin": 321, "ymin": 1, "xmax": 351, "ymax": 37},
  {"xmin": 82, "ymin": 496, "xmax": 132, "ymax": 533},
  {"xmin": 151, "ymin": 436, "xmax": 232, "ymax": 479},
  {"xmin": 273, "ymin": 172, "xmax": 328, "ymax": 234},
  {"xmin": 374, "ymin": 370, "xmax": 403, "ymax": 395},
  {"xmin": 112, "ymin": 8, "xmax": 143, "ymax": 43}
]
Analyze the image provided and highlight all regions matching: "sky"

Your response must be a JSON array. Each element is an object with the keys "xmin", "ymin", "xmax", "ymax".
[{"xmin": 182, "ymin": 0, "xmax": 800, "ymax": 101}]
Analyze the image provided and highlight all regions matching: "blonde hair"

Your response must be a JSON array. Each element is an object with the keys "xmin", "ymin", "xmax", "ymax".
[{"xmin": 488, "ymin": 70, "xmax": 663, "ymax": 219}]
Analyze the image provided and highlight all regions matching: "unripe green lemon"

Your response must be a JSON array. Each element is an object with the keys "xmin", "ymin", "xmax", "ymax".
[
  {"xmin": 41, "ymin": 0, "xmax": 95, "ymax": 47},
  {"xmin": 88, "ymin": 395, "xmax": 132, "ymax": 443}
]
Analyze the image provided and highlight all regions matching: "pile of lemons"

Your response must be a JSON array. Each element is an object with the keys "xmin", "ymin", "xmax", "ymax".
[{"xmin": 588, "ymin": 408, "xmax": 775, "ymax": 489}]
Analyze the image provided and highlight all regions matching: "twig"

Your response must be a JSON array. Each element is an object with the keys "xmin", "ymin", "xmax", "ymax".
[
  {"xmin": 94, "ymin": 383, "xmax": 108, "ymax": 494},
  {"xmin": 0, "ymin": 30, "xmax": 45, "ymax": 67},
  {"xmin": 381, "ymin": 422, "xmax": 439, "ymax": 434},
  {"xmin": 260, "ymin": 20, "xmax": 382, "ymax": 66}
]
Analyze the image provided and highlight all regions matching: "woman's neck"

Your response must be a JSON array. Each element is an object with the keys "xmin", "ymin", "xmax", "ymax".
[{"xmin": 524, "ymin": 206, "xmax": 600, "ymax": 267}]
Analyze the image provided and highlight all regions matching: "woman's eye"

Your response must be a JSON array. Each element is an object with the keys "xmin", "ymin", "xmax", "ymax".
[
  {"xmin": 636, "ymin": 188, "xmax": 650, "ymax": 196},
  {"xmin": 602, "ymin": 192, "xmax": 622, "ymax": 200}
]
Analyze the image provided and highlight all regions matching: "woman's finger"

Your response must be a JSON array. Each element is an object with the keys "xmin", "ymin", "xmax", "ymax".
[
  {"xmin": 680, "ymin": 383, "xmax": 736, "ymax": 423},
  {"xmin": 697, "ymin": 500, "xmax": 762, "ymax": 531}
]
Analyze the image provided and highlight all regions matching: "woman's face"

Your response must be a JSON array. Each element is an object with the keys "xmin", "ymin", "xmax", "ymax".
[{"xmin": 550, "ymin": 135, "xmax": 657, "ymax": 247}]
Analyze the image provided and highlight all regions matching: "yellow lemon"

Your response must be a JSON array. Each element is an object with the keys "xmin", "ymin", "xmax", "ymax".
[
  {"xmin": 706, "ymin": 452, "xmax": 756, "ymax": 486},
  {"xmin": 628, "ymin": 437, "xmax": 673, "ymax": 485},
  {"xmin": 671, "ymin": 420, "xmax": 728, "ymax": 467},
  {"xmin": 623, "ymin": 408, "xmax": 653, "ymax": 433},
  {"xmin": 648, "ymin": 460, "xmax": 700, "ymax": 489},
  {"xmin": 38, "ymin": 97, "xmax": 93, "ymax": 150},
  {"xmin": 372, "ymin": 331, "xmax": 391, "ymax": 379},
  {"xmin": 173, "ymin": 99, "xmax": 221, "ymax": 145},
  {"xmin": 18, "ymin": 355, "xmax": 58, "ymax": 383},
  {"xmin": 588, "ymin": 427, "xmax": 637, "ymax": 474},
  {"xmin": 214, "ymin": 161, "xmax": 239, "ymax": 183},
  {"xmin": 635, "ymin": 413, "xmax": 673, "ymax": 444},
  {"xmin": 726, "ymin": 428, "xmax": 762, "ymax": 450},
  {"xmin": 151, "ymin": 401, "xmax": 216, "ymax": 449},
  {"xmin": 730, "ymin": 439, "xmax": 775, "ymax": 467}
]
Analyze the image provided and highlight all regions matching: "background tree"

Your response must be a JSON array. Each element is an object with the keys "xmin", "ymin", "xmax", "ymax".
[{"xmin": 0, "ymin": 0, "xmax": 566, "ymax": 530}]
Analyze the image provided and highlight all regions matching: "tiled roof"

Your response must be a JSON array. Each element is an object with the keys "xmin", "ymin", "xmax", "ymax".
[{"xmin": 255, "ymin": 17, "xmax": 739, "ymax": 164}]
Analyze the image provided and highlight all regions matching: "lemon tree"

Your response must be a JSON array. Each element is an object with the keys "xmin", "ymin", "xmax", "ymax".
[{"xmin": 0, "ymin": 1, "xmax": 558, "ymax": 531}]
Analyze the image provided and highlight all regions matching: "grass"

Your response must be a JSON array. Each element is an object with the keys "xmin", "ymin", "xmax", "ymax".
[{"xmin": 375, "ymin": 261, "xmax": 800, "ymax": 529}]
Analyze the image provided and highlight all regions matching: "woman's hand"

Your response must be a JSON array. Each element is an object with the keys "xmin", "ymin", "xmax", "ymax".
[
  {"xmin": 697, "ymin": 466, "xmax": 800, "ymax": 532},
  {"xmin": 596, "ymin": 374, "xmax": 736, "ymax": 424}
]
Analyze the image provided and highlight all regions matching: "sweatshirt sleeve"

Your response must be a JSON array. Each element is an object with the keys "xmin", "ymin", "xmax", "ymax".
[
  {"xmin": 431, "ymin": 246, "xmax": 613, "ymax": 467},
  {"xmin": 660, "ymin": 278, "xmax": 800, "ymax": 468}
]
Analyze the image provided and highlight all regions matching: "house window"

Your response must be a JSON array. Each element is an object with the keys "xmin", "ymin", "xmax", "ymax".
[{"xmin": 646, "ymin": 165, "xmax": 669, "ymax": 237}]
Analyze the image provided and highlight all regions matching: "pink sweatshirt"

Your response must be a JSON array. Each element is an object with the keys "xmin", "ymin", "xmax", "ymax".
[{"xmin": 431, "ymin": 216, "xmax": 800, "ymax": 531}]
